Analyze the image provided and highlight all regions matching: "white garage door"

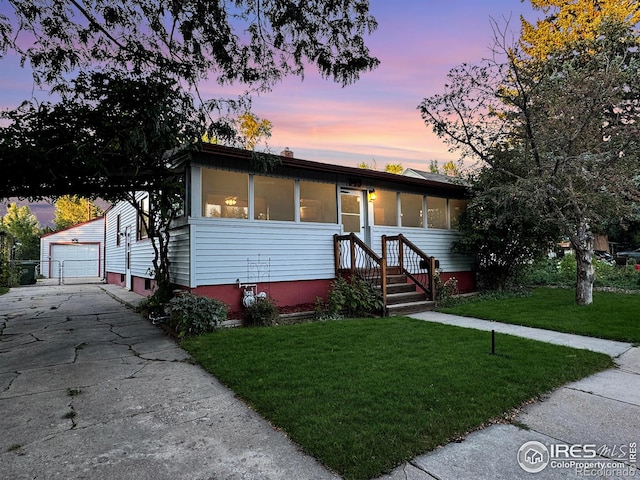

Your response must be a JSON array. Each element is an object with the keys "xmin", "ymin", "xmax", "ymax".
[{"xmin": 51, "ymin": 244, "xmax": 100, "ymax": 277}]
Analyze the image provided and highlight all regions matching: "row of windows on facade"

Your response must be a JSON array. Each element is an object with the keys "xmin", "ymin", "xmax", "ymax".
[{"xmin": 202, "ymin": 168, "xmax": 467, "ymax": 230}]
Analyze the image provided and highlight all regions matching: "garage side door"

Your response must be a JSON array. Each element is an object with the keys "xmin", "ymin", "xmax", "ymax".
[{"xmin": 51, "ymin": 244, "xmax": 100, "ymax": 277}]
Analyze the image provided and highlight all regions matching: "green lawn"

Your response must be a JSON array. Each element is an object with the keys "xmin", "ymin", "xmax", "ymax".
[
  {"xmin": 441, "ymin": 287, "xmax": 640, "ymax": 343},
  {"xmin": 182, "ymin": 317, "xmax": 612, "ymax": 480}
]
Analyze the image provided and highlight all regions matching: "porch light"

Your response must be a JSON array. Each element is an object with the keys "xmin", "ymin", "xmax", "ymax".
[
  {"xmin": 368, "ymin": 189, "xmax": 377, "ymax": 202},
  {"xmin": 225, "ymin": 196, "xmax": 237, "ymax": 206}
]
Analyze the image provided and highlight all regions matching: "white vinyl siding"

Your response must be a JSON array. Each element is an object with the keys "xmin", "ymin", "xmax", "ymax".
[
  {"xmin": 105, "ymin": 201, "xmax": 136, "ymax": 275},
  {"xmin": 190, "ymin": 218, "xmax": 340, "ymax": 286},
  {"xmin": 371, "ymin": 226, "xmax": 473, "ymax": 273},
  {"xmin": 105, "ymin": 193, "xmax": 157, "ymax": 280},
  {"xmin": 168, "ymin": 226, "xmax": 190, "ymax": 286}
]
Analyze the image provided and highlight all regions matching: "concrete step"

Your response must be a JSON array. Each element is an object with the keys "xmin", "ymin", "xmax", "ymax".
[{"xmin": 386, "ymin": 300, "xmax": 436, "ymax": 316}]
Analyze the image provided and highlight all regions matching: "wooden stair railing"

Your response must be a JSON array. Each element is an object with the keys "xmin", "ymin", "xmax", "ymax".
[
  {"xmin": 333, "ymin": 233, "xmax": 387, "ymax": 311},
  {"xmin": 382, "ymin": 234, "xmax": 438, "ymax": 301}
]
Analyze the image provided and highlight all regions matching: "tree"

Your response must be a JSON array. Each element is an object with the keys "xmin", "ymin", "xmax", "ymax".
[
  {"xmin": 0, "ymin": 71, "xmax": 201, "ymax": 199},
  {"xmin": 419, "ymin": 6, "xmax": 640, "ymax": 305},
  {"xmin": 0, "ymin": 1, "xmax": 379, "ymax": 92},
  {"xmin": 237, "ymin": 112, "xmax": 272, "ymax": 150},
  {"xmin": 0, "ymin": 1, "xmax": 379, "ymax": 197},
  {"xmin": 1, "ymin": 203, "xmax": 40, "ymax": 260},
  {"xmin": 201, "ymin": 112, "xmax": 272, "ymax": 150},
  {"xmin": 357, "ymin": 160, "xmax": 377, "ymax": 170},
  {"xmin": 427, "ymin": 159, "xmax": 461, "ymax": 177},
  {"xmin": 384, "ymin": 163, "xmax": 403, "ymax": 174},
  {"xmin": 452, "ymin": 157, "xmax": 559, "ymax": 290},
  {"xmin": 520, "ymin": 0, "xmax": 640, "ymax": 60},
  {"xmin": 0, "ymin": 2, "xmax": 379, "ymax": 301},
  {"xmin": 356, "ymin": 160, "xmax": 403, "ymax": 173},
  {"xmin": 1, "ymin": 72, "xmax": 200, "ymax": 299},
  {"xmin": 54, "ymin": 195, "xmax": 103, "ymax": 230}
]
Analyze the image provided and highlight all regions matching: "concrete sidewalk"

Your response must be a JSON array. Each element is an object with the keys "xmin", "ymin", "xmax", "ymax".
[
  {"xmin": 0, "ymin": 282, "xmax": 338, "ymax": 480},
  {"xmin": 373, "ymin": 312, "xmax": 639, "ymax": 480}
]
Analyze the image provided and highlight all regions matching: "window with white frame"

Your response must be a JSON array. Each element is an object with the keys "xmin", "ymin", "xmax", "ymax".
[
  {"xmin": 300, "ymin": 181, "xmax": 337, "ymax": 223},
  {"xmin": 202, "ymin": 168, "xmax": 249, "ymax": 219},
  {"xmin": 374, "ymin": 190, "xmax": 398, "ymax": 226},
  {"xmin": 449, "ymin": 199, "xmax": 468, "ymax": 229},
  {"xmin": 400, "ymin": 193, "xmax": 423, "ymax": 228},
  {"xmin": 426, "ymin": 196, "xmax": 447, "ymax": 229},
  {"xmin": 137, "ymin": 196, "xmax": 150, "ymax": 240},
  {"xmin": 254, "ymin": 175, "xmax": 295, "ymax": 221}
]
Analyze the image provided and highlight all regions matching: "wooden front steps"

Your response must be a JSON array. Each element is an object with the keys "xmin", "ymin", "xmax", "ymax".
[{"xmin": 376, "ymin": 273, "xmax": 435, "ymax": 316}]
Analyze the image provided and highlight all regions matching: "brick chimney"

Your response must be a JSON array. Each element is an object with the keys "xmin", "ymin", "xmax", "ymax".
[{"xmin": 280, "ymin": 147, "xmax": 294, "ymax": 158}]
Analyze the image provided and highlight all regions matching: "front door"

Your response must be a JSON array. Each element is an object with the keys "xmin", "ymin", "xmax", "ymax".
[{"xmin": 340, "ymin": 189, "xmax": 365, "ymax": 240}]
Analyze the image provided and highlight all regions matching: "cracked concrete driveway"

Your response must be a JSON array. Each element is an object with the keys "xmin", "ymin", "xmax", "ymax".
[{"xmin": 0, "ymin": 283, "xmax": 338, "ymax": 480}]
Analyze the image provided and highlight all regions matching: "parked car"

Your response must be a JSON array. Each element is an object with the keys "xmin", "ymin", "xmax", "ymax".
[{"xmin": 615, "ymin": 248, "xmax": 640, "ymax": 264}]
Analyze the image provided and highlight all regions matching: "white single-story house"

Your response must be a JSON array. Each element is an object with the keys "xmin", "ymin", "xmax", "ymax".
[
  {"xmin": 104, "ymin": 145, "xmax": 474, "ymax": 314},
  {"xmin": 40, "ymin": 217, "xmax": 105, "ymax": 280}
]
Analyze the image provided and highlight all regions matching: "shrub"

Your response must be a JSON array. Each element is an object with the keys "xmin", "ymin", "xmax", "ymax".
[
  {"xmin": 322, "ymin": 276, "xmax": 383, "ymax": 318},
  {"xmin": 522, "ymin": 258, "xmax": 561, "ymax": 286},
  {"xmin": 169, "ymin": 292, "xmax": 228, "ymax": 338},
  {"xmin": 0, "ymin": 259, "xmax": 21, "ymax": 287},
  {"xmin": 434, "ymin": 274, "xmax": 459, "ymax": 307},
  {"xmin": 523, "ymin": 255, "xmax": 640, "ymax": 290},
  {"xmin": 558, "ymin": 254, "xmax": 577, "ymax": 283},
  {"xmin": 243, "ymin": 297, "xmax": 279, "ymax": 327}
]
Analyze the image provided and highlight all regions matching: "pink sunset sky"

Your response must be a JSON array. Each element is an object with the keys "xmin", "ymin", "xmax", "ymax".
[
  {"xmin": 1, "ymin": 0, "xmax": 539, "ymax": 175},
  {"xmin": 245, "ymin": 1, "xmax": 539, "ymax": 171}
]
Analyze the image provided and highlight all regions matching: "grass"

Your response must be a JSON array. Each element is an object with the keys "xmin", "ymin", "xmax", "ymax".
[
  {"xmin": 0, "ymin": 287, "xmax": 8, "ymax": 296},
  {"xmin": 441, "ymin": 287, "xmax": 640, "ymax": 343},
  {"xmin": 182, "ymin": 317, "xmax": 612, "ymax": 480}
]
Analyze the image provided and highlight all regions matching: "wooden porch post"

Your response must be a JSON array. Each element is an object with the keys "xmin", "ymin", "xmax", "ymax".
[
  {"xmin": 349, "ymin": 233, "xmax": 356, "ymax": 277},
  {"xmin": 381, "ymin": 235, "xmax": 388, "ymax": 313},
  {"xmin": 333, "ymin": 234, "xmax": 340, "ymax": 277},
  {"xmin": 398, "ymin": 234, "xmax": 404, "ymax": 274},
  {"xmin": 430, "ymin": 256, "xmax": 437, "ymax": 301}
]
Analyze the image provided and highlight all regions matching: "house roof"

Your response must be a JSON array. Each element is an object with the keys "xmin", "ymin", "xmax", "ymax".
[
  {"xmin": 403, "ymin": 168, "xmax": 466, "ymax": 186},
  {"xmin": 192, "ymin": 144, "xmax": 469, "ymax": 198},
  {"xmin": 40, "ymin": 216, "xmax": 105, "ymax": 238}
]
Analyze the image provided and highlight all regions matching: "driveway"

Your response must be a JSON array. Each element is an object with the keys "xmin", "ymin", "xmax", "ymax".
[{"xmin": 0, "ymin": 283, "xmax": 338, "ymax": 480}]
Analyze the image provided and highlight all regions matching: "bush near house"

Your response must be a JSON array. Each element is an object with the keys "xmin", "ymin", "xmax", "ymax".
[
  {"xmin": 317, "ymin": 276, "xmax": 383, "ymax": 318},
  {"xmin": 242, "ymin": 297, "xmax": 279, "ymax": 327},
  {"xmin": 168, "ymin": 292, "xmax": 228, "ymax": 338}
]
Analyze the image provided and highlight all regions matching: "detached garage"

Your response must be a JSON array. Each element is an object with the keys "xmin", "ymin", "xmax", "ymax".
[{"xmin": 40, "ymin": 217, "xmax": 105, "ymax": 280}]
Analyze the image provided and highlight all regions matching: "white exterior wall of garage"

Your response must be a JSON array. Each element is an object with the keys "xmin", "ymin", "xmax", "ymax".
[{"xmin": 39, "ymin": 217, "xmax": 105, "ymax": 279}]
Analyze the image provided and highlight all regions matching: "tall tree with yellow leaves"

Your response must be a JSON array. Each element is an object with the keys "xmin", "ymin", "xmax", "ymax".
[
  {"xmin": 237, "ymin": 113, "xmax": 273, "ymax": 150},
  {"xmin": 421, "ymin": 2, "xmax": 640, "ymax": 305},
  {"xmin": 54, "ymin": 196, "xmax": 103, "ymax": 230},
  {"xmin": 521, "ymin": 0, "xmax": 640, "ymax": 59}
]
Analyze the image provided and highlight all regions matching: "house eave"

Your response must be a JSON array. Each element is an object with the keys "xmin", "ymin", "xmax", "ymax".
[{"xmin": 193, "ymin": 144, "xmax": 469, "ymax": 198}]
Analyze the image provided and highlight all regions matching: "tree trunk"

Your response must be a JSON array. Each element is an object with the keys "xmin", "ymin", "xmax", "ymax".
[{"xmin": 572, "ymin": 221, "xmax": 594, "ymax": 306}]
